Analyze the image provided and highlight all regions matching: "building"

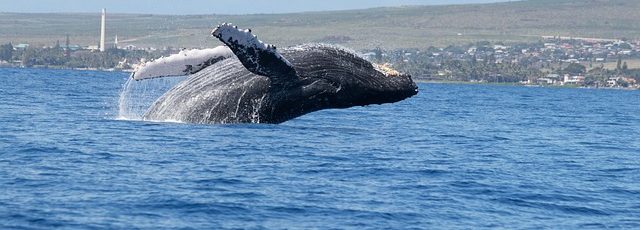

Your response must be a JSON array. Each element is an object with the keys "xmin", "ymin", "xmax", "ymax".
[
  {"xmin": 14, "ymin": 44, "xmax": 29, "ymax": 50},
  {"xmin": 563, "ymin": 75, "xmax": 585, "ymax": 85},
  {"xmin": 536, "ymin": 78, "xmax": 555, "ymax": 85},
  {"xmin": 64, "ymin": 45, "xmax": 82, "ymax": 51},
  {"xmin": 607, "ymin": 77, "xmax": 620, "ymax": 87},
  {"xmin": 99, "ymin": 8, "xmax": 106, "ymax": 52}
]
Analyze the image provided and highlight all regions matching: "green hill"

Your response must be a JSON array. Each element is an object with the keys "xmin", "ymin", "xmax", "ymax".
[{"xmin": 1, "ymin": 0, "xmax": 640, "ymax": 50}]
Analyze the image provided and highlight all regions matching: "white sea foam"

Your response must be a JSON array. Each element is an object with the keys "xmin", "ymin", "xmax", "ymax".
[{"xmin": 117, "ymin": 75, "xmax": 187, "ymax": 120}]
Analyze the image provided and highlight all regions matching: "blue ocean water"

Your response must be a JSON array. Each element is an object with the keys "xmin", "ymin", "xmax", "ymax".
[{"xmin": 1, "ymin": 67, "xmax": 639, "ymax": 229}]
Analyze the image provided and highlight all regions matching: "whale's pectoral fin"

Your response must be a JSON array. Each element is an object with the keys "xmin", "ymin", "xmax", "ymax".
[
  {"xmin": 131, "ymin": 46, "xmax": 233, "ymax": 81},
  {"xmin": 212, "ymin": 23, "xmax": 297, "ymax": 86}
]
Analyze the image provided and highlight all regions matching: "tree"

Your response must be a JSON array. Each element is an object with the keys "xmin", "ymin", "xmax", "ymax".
[
  {"xmin": 616, "ymin": 56, "xmax": 622, "ymax": 70},
  {"xmin": 619, "ymin": 43, "xmax": 632, "ymax": 50},
  {"xmin": 617, "ymin": 78, "xmax": 630, "ymax": 88},
  {"xmin": 65, "ymin": 34, "xmax": 71, "ymax": 56},
  {"xmin": 21, "ymin": 48, "xmax": 36, "ymax": 67},
  {"xmin": 564, "ymin": 63, "xmax": 586, "ymax": 75},
  {"xmin": 0, "ymin": 43, "xmax": 13, "ymax": 61},
  {"xmin": 622, "ymin": 62, "xmax": 628, "ymax": 71},
  {"xmin": 444, "ymin": 45, "xmax": 465, "ymax": 54}
]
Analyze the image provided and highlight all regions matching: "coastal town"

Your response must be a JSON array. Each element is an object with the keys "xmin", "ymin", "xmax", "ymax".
[
  {"xmin": 2, "ymin": 35, "xmax": 638, "ymax": 90},
  {"xmin": 365, "ymin": 36, "xmax": 640, "ymax": 89}
]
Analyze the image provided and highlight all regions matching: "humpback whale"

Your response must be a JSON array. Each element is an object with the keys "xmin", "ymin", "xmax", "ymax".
[{"xmin": 130, "ymin": 23, "xmax": 417, "ymax": 124}]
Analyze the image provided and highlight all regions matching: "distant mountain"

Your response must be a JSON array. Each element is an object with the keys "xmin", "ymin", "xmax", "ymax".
[{"xmin": 1, "ymin": 0, "xmax": 639, "ymax": 49}]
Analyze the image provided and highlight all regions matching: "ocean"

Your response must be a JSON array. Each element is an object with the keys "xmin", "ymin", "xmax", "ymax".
[{"xmin": 1, "ymin": 68, "xmax": 639, "ymax": 229}]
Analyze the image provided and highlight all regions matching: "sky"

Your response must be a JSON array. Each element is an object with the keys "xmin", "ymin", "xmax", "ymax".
[{"xmin": 0, "ymin": 0, "xmax": 513, "ymax": 15}]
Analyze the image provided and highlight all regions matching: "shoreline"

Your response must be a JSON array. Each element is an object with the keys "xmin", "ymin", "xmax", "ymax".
[
  {"xmin": 2, "ymin": 65, "xmax": 638, "ymax": 90},
  {"xmin": 415, "ymin": 79, "xmax": 639, "ymax": 90},
  {"xmin": 0, "ymin": 64, "xmax": 133, "ymax": 73}
]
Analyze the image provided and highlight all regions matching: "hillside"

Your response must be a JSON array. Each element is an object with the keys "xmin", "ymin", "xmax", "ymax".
[{"xmin": 1, "ymin": 0, "xmax": 640, "ymax": 50}]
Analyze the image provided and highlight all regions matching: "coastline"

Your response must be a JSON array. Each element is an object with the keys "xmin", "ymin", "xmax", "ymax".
[
  {"xmin": 0, "ymin": 64, "xmax": 133, "ymax": 73},
  {"xmin": 415, "ymin": 79, "xmax": 639, "ymax": 90},
  {"xmin": 2, "ymin": 65, "xmax": 638, "ymax": 90}
]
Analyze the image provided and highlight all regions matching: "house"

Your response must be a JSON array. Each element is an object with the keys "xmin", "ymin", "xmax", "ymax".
[
  {"xmin": 467, "ymin": 47, "xmax": 477, "ymax": 54},
  {"xmin": 14, "ymin": 44, "xmax": 29, "ymax": 50},
  {"xmin": 620, "ymin": 50, "xmax": 632, "ymax": 55},
  {"xmin": 607, "ymin": 77, "xmax": 620, "ymax": 87},
  {"xmin": 622, "ymin": 77, "xmax": 637, "ymax": 85},
  {"xmin": 494, "ymin": 45, "xmax": 508, "ymax": 55},
  {"xmin": 124, "ymin": 45, "xmax": 137, "ymax": 50},
  {"xmin": 536, "ymin": 78, "xmax": 555, "ymax": 85},
  {"xmin": 546, "ymin": 74, "xmax": 561, "ymax": 80},
  {"xmin": 63, "ymin": 44, "xmax": 82, "ymax": 51},
  {"xmin": 563, "ymin": 75, "xmax": 585, "ymax": 85},
  {"xmin": 608, "ymin": 77, "xmax": 638, "ymax": 87},
  {"xmin": 563, "ymin": 58, "xmax": 579, "ymax": 63}
]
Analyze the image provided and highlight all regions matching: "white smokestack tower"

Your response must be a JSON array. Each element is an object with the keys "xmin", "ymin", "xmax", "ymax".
[{"xmin": 100, "ymin": 8, "xmax": 106, "ymax": 52}]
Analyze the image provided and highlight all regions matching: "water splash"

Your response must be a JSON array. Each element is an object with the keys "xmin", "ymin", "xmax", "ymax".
[{"xmin": 117, "ymin": 75, "xmax": 187, "ymax": 121}]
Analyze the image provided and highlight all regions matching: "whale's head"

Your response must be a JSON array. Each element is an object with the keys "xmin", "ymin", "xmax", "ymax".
[{"xmin": 284, "ymin": 45, "xmax": 418, "ymax": 109}]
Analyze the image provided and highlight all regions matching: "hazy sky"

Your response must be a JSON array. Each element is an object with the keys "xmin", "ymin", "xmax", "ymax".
[{"xmin": 0, "ymin": 0, "xmax": 513, "ymax": 14}]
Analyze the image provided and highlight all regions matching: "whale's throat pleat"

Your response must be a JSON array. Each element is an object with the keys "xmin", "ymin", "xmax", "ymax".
[{"xmin": 212, "ymin": 23, "xmax": 297, "ymax": 86}]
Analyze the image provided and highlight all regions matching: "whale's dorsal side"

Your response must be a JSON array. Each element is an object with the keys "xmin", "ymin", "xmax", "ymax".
[
  {"xmin": 212, "ymin": 23, "xmax": 297, "ymax": 87},
  {"xmin": 131, "ymin": 46, "xmax": 234, "ymax": 81}
]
